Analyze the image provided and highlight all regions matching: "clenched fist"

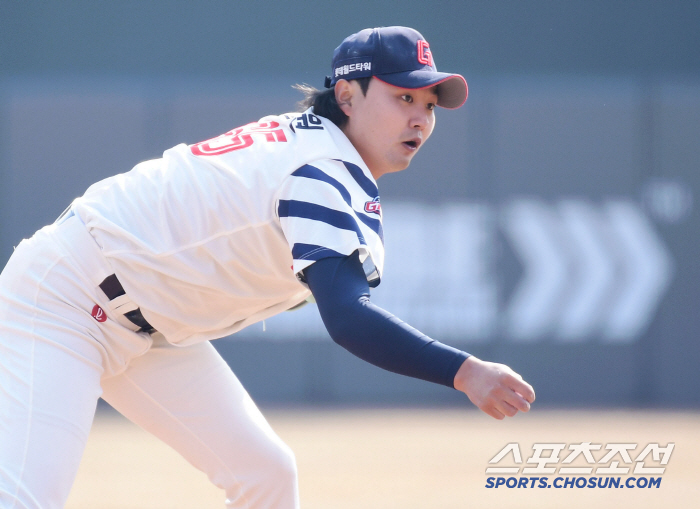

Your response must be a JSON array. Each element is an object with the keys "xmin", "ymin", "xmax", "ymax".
[{"xmin": 453, "ymin": 356, "xmax": 536, "ymax": 419}]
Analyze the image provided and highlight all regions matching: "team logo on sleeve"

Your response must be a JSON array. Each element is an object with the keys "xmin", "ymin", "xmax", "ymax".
[{"xmin": 364, "ymin": 197, "xmax": 382, "ymax": 215}]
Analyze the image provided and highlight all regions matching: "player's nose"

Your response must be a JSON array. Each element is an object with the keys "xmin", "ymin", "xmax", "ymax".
[{"xmin": 410, "ymin": 107, "xmax": 433, "ymax": 131}]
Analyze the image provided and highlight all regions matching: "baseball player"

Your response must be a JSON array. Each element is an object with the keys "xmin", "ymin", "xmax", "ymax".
[{"xmin": 0, "ymin": 27, "xmax": 535, "ymax": 508}]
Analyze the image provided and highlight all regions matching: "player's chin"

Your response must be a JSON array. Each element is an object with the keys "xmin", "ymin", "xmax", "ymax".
[
  {"xmin": 388, "ymin": 153, "xmax": 414, "ymax": 173},
  {"xmin": 385, "ymin": 162, "xmax": 411, "ymax": 175}
]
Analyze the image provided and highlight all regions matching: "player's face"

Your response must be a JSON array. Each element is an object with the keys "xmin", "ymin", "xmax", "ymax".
[{"xmin": 338, "ymin": 78, "xmax": 437, "ymax": 180}]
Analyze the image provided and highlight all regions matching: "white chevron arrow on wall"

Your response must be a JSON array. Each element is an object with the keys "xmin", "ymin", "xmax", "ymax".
[{"xmin": 502, "ymin": 198, "xmax": 674, "ymax": 342}]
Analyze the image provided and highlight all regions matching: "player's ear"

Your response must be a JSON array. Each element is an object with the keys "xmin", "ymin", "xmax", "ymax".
[{"xmin": 334, "ymin": 79, "xmax": 354, "ymax": 117}]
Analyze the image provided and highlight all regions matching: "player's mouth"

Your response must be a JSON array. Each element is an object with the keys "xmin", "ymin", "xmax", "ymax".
[{"xmin": 401, "ymin": 137, "xmax": 422, "ymax": 151}]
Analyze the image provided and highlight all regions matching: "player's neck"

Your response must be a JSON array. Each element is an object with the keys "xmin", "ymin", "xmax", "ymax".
[{"xmin": 340, "ymin": 127, "xmax": 386, "ymax": 181}]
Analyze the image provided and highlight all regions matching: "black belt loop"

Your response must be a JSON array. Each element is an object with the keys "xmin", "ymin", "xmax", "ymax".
[
  {"xmin": 99, "ymin": 274, "xmax": 157, "ymax": 335},
  {"xmin": 99, "ymin": 274, "xmax": 126, "ymax": 300}
]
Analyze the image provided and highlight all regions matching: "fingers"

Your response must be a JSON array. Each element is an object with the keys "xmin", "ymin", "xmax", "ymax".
[
  {"xmin": 480, "ymin": 387, "xmax": 528, "ymax": 420},
  {"xmin": 457, "ymin": 357, "xmax": 536, "ymax": 420},
  {"xmin": 505, "ymin": 391, "xmax": 531, "ymax": 413},
  {"xmin": 508, "ymin": 376, "xmax": 536, "ymax": 404},
  {"xmin": 492, "ymin": 382, "xmax": 530, "ymax": 415},
  {"xmin": 483, "ymin": 405, "xmax": 505, "ymax": 420},
  {"xmin": 500, "ymin": 400, "xmax": 521, "ymax": 417},
  {"xmin": 484, "ymin": 370, "xmax": 535, "ymax": 419}
]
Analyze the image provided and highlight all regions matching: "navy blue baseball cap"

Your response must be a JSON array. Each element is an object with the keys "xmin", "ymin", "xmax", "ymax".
[{"xmin": 326, "ymin": 26, "xmax": 468, "ymax": 109}]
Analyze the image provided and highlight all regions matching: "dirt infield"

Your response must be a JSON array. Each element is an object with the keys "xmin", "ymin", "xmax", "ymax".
[{"xmin": 66, "ymin": 407, "xmax": 699, "ymax": 509}]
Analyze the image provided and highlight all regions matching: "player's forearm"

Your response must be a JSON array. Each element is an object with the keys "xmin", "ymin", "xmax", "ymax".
[
  {"xmin": 304, "ymin": 253, "xmax": 470, "ymax": 388},
  {"xmin": 329, "ymin": 296, "xmax": 470, "ymax": 388}
]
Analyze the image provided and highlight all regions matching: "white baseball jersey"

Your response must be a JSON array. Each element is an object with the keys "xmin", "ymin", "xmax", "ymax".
[{"xmin": 71, "ymin": 109, "xmax": 385, "ymax": 345}]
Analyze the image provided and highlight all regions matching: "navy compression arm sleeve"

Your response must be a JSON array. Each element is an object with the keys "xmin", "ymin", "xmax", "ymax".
[{"xmin": 304, "ymin": 252, "xmax": 470, "ymax": 389}]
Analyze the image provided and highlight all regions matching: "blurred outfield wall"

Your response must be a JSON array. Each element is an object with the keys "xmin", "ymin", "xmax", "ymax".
[{"xmin": 1, "ymin": 74, "xmax": 697, "ymax": 407}]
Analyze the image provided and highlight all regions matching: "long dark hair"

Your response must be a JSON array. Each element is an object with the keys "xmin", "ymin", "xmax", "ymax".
[{"xmin": 293, "ymin": 77, "xmax": 372, "ymax": 128}]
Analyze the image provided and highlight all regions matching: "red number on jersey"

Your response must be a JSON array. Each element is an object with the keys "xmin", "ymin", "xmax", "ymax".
[{"xmin": 190, "ymin": 121, "xmax": 288, "ymax": 156}]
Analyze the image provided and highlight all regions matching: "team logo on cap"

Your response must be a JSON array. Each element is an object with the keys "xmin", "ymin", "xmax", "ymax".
[{"xmin": 417, "ymin": 40, "xmax": 433, "ymax": 67}]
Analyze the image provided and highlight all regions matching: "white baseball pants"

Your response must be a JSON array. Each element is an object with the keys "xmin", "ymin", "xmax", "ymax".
[{"xmin": 0, "ymin": 214, "xmax": 299, "ymax": 509}]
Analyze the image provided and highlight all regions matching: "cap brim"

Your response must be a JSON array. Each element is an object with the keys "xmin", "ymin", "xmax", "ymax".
[{"xmin": 375, "ymin": 70, "xmax": 468, "ymax": 109}]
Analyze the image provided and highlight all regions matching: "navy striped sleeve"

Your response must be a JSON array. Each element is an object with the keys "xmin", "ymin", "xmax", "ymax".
[
  {"xmin": 291, "ymin": 243, "xmax": 346, "ymax": 261},
  {"xmin": 277, "ymin": 160, "xmax": 385, "ymax": 284},
  {"xmin": 335, "ymin": 160, "xmax": 379, "ymax": 198},
  {"xmin": 291, "ymin": 165, "xmax": 352, "ymax": 205},
  {"xmin": 278, "ymin": 200, "xmax": 367, "ymax": 245},
  {"xmin": 289, "ymin": 165, "xmax": 383, "ymax": 242}
]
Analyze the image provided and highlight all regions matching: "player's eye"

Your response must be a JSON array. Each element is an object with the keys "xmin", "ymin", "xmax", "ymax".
[
  {"xmin": 401, "ymin": 94, "xmax": 413, "ymax": 103},
  {"xmin": 427, "ymin": 103, "xmax": 436, "ymax": 111}
]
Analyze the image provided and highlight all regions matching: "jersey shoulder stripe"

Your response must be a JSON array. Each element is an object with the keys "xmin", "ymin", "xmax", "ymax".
[
  {"xmin": 277, "ymin": 154, "xmax": 384, "ymax": 286},
  {"xmin": 291, "ymin": 243, "xmax": 346, "ymax": 261},
  {"xmin": 355, "ymin": 209, "xmax": 383, "ymax": 243},
  {"xmin": 291, "ymin": 165, "xmax": 352, "ymax": 205},
  {"xmin": 278, "ymin": 199, "xmax": 367, "ymax": 245},
  {"xmin": 289, "ymin": 164, "xmax": 384, "ymax": 243},
  {"xmin": 335, "ymin": 159, "xmax": 379, "ymax": 198}
]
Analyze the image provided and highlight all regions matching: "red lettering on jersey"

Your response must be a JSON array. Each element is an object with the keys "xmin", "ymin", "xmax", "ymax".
[
  {"xmin": 92, "ymin": 304, "xmax": 107, "ymax": 322},
  {"xmin": 364, "ymin": 197, "xmax": 381, "ymax": 215},
  {"xmin": 417, "ymin": 40, "xmax": 433, "ymax": 67},
  {"xmin": 191, "ymin": 121, "xmax": 288, "ymax": 156}
]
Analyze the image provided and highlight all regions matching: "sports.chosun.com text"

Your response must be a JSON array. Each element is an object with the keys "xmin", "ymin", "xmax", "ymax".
[{"xmin": 486, "ymin": 476, "xmax": 661, "ymax": 489}]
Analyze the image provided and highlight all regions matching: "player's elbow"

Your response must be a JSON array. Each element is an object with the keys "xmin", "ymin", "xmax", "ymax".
[
  {"xmin": 322, "ymin": 312, "xmax": 356, "ymax": 349},
  {"xmin": 318, "ymin": 296, "xmax": 368, "ymax": 349}
]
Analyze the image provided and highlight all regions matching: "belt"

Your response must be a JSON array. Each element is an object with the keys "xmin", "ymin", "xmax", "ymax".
[
  {"xmin": 99, "ymin": 274, "xmax": 158, "ymax": 335},
  {"xmin": 54, "ymin": 206, "xmax": 159, "ymax": 336}
]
